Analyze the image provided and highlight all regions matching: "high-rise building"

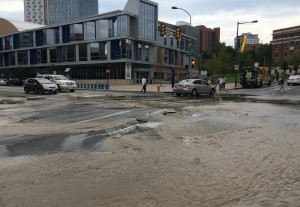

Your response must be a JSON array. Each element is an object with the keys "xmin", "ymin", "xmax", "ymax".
[
  {"xmin": 196, "ymin": 25, "xmax": 220, "ymax": 53},
  {"xmin": 24, "ymin": 0, "xmax": 98, "ymax": 26}
]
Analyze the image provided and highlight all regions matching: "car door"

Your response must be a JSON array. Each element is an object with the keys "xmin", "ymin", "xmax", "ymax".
[
  {"xmin": 33, "ymin": 80, "xmax": 40, "ymax": 93},
  {"xmin": 192, "ymin": 80, "xmax": 201, "ymax": 94},
  {"xmin": 200, "ymin": 80, "xmax": 210, "ymax": 94},
  {"xmin": 26, "ymin": 79, "xmax": 35, "ymax": 92}
]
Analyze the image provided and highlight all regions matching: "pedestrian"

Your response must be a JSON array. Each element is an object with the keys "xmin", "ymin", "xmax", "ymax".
[
  {"xmin": 222, "ymin": 76, "xmax": 226, "ymax": 90},
  {"xmin": 141, "ymin": 77, "xmax": 147, "ymax": 93},
  {"xmin": 278, "ymin": 77, "xmax": 285, "ymax": 93},
  {"xmin": 218, "ymin": 77, "xmax": 223, "ymax": 91}
]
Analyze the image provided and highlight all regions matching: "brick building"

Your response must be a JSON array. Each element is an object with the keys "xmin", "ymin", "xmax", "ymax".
[
  {"xmin": 271, "ymin": 25, "xmax": 300, "ymax": 66},
  {"xmin": 196, "ymin": 25, "xmax": 220, "ymax": 53}
]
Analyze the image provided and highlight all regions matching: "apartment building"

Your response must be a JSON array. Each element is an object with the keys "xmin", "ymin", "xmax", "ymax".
[{"xmin": 271, "ymin": 25, "xmax": 300, "ymax": 66}]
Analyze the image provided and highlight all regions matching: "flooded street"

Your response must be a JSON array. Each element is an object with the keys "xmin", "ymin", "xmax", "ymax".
[{"xmin": 0, "ymin": 92, "xmax": 300, "ymax": 207}]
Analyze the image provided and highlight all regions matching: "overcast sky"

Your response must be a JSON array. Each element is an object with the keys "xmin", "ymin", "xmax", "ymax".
[{"xmin": 1, "ymin": 0, "xmax": 299, "ymax": 46}]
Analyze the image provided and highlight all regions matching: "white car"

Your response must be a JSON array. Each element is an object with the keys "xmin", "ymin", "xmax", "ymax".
[
  {"xmin": 36, "ymin": 74, "xmax": 77, "ymax": 92},
  {"xmin": 0, "ymin": 78, "xmax": 7, "ymax": 86},
  {"xmin": 287, "ymin": 75, "xmax": 300, "ymax": 86}
]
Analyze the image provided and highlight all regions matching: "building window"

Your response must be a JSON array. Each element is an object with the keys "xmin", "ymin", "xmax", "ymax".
[
  {"xmin": 99, "ymin": 20, "xmax": 108, "ymax": 38},
  {"xmin": 50, "ymin": 48, "xmax": 57, "ymax": 63},
  {"xmin": 70, "ymin": 24, "xmax": 83, "ymax": 41},
  {"xmin": 43, "ymin": 29, "xmax": 58, "ymax": 45},
  {"xmin": 99, "ymin": 42, "xmax": 107, "ymax": 60},
  {"xmin": 18, "ymin": 51, "xmax": 28, "ymax": 65},
  {"xmin": 4, "ymin": 36, "xmax": 12, "ymax": 50},
  {"xmin": 137, "ymin": 44, "xmax": 142, "ymax": 60},
  {"xmin": 67, "ymin": 45, "xmax": 76, "ymax": 62},
  {"xmin": 79, "ymin": 44, "xmax": 87, "ymax": 61},
  {"xmin": 36, "ymin": 48, "xmax": 47, "ymax": 64},
  {"xmin": 139, "ymin": 2, "xmax": 156, "ymax": 41},
  {"xmin": 145, "ymin": 45, "xmax": 149, "ymax": 61},
  {"xmin": 90, "ymin": 43, "xmax": 100, "ymax": 60},
  {"xmin": 86, "ymin": 21, "xmax": 96, "ymax": 40}
]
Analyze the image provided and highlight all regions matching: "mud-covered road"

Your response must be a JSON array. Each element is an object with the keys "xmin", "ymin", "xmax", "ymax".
[{"xmin": 0, "ymin": 91, "xmax": 300, "ymax": 207}]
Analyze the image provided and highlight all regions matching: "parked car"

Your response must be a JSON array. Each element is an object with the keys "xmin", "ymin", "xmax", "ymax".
[
  {"xmin": 173, "ymin": 79, "xmax": 216, "ymax": 96},
  {"xmin": 6, "ymin": 78, "xmax": 22, "ymax": 86},
  {"xmin": 0, "ymin": 78, "xmax": 7, "ymax": 86},
  {"xmin": 24, "ymin": 78, "xmax": 58, "ymax": 94},
  {"xmin": 36, "ymin": 74, "xmax": 77, "ymax": 92},
  {"xmin": 287, "ymin": 75, "xmax": 300, "ymax": 85}
]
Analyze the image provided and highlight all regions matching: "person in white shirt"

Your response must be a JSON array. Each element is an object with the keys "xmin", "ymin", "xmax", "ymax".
[
  {"xmin": 218, "ymin": 77, "xmax": 223, "ymax": 91},
  {"xmin": 141, "ymin": 77, "xmax": 147, "ymax": 93}
]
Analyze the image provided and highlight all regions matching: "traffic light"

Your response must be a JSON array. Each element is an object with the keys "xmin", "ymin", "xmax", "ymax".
[
  {"xmin": 175, "ymin": 26, "xmax": 181, "ymax": 39},
  {"xmin": 160, "ymin": 23, "xmax": 166, "ymax": 37},
  {"xmin": 191, "ymin": 58, "xmax": 195, "ymax": 68}
]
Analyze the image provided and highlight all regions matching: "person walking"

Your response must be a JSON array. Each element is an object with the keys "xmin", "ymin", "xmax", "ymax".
[
  {"xmin": 141, "ymin": 77, "xmax": 147, "ymax": 93},
  {"xmin": 218, "ymin": 77, "xmax": 223, "ymax": 91},
  {"xmin": 278, "ymin": 77, "xmax": 285, "ymax": 94},
  {"xmin": 222, "ymin": 76, "xmax": 226, "ymax": 90}
]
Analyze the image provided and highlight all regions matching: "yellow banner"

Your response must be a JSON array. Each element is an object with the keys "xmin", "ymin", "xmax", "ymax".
[{"xmin": 240, "ymin": 35, "xmax": 248, "ymax": 53}]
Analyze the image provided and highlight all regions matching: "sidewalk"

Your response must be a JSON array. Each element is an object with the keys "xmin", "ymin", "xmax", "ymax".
[{"xmin": 109, "ymin": 83, "xmax": 240, "ymax": 93}]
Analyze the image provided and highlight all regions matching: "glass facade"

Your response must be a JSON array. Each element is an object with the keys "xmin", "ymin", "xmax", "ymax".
[
  {"xmin": 45, "ymin": 0, "xmax": 98, "ymax": 25},
  {"xmin": 139, "ymin": 2, "xmax": 157, "ymax": 41},
  {"xmin": 1, "ymin": 0, "xmax": 194, "ymax": 82}
]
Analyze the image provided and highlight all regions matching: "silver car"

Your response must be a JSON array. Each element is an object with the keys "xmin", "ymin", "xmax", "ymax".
[
  {"xmin": 173, "ymin": 79, "xmax": 216, "ymax": 96},
  {"xmin": 24, "ymin": 78, "xmax": 58, "ymax": 94},
  {"xmin": 287, "ymin": 75, "xmax": 300, "ymax": 85}
]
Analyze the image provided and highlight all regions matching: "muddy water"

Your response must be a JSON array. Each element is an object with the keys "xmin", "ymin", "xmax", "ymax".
[
  {"xmin": 160, "ymin": 102, "xmax": 300, "ymax": 207},
  {"xmin": 0, "ymin": 96, "xmax": 300, "ymax": 206}
]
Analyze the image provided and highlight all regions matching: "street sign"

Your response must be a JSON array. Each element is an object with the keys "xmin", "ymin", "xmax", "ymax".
[
  {"xmin": 186, "ymin": 53, "xmax": 194, "ymax": 57},
  {"xmin": 234, "ymin": 65, "xmax": 239, "ymax": 71}
]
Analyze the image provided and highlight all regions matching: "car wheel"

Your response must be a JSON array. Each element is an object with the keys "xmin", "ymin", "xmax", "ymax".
[
  {"xmin": 53, "ymin": 90, "xmax": 58, "ymax": 94},
  {"xmin": 38, "ymin": 88, "xmax": 43, "ymax": 94},
  {"xmin": 191, "ymin": 89, "xmax": 197, "ymax": 96},
  {"xmin": 24, "ymin": 88, "xmax": 29, "ymax": 94},
  {"xmin": 210, "ymin": 89, "xmax": 215, "ymax": 95},
  {"xmin": 57, "ymin": 85, "xmax": 61, "ymax": 92}
]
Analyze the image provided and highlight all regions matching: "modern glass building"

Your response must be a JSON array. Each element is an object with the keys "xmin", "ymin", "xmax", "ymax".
[
  {"xmin": 1, "ymin": 0, "xmax": 195, "ymax": 85},
  {"xmin": 24, "ymin": 0, "xmax": 98, "ymax": 26}
]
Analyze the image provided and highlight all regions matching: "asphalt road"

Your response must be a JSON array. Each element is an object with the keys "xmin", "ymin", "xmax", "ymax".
[{"xmin": 0, "ymin": 84, "xmax": 299, "ymax": 158}]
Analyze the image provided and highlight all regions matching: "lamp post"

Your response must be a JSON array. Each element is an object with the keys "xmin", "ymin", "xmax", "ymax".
[
  {"xmin": 171, "ymin": 6, "xmax": 192, "ymax": 78},
  {"xmin": 235, "ymin": 20, "xmax": 258, "ymax": 87}
]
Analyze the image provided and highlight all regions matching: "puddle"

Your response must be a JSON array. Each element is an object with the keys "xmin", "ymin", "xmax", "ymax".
[
  {"xmin": 0, "ymin": 99, "xmax": 24, "ymax": 104},
  {"xmin": 220, "ymin": 94, "xmax": 300, "ymax": 106},
  {"xmin": 1, "ymin": 119, "xmax": 161, "ymax": 158}
]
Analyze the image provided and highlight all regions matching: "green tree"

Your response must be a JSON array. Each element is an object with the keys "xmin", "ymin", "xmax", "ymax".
[
  {"xmin": 202, "ymin": 42, "xmax": 235, "ymax": 76},
  {"xmin": 289, "ymin": 51, "xmax": 300, "ymax": 73},
  {"xmin": 256, "ymin": 44, "xmax": 272, "ymax": 67},
  {"xmin": 281, "ymin": 61, "xmax": 289, "ymax": 74}
]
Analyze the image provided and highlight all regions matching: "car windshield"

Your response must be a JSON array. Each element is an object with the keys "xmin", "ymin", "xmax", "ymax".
[
  {"xmin": 53, "ymin": 75, "xmax": 68, "ymax": 80},
  {"xmin": 38, "ymin": 79, "xmax": 53, "ymax": 84}
]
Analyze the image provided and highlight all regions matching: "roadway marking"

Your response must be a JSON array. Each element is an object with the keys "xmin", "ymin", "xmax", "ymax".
[{"xmin": 76, "ymin": 110, "xmax": 132, "ymax": 123}]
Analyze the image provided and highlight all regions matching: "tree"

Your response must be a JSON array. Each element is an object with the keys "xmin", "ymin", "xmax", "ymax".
[
  {"xmin": 281, "ymin": 61, "xmax": 289, "ymax": 75},
  {"xmin": 256, "ymin": 44, "xmax": 272, "ymax": 67},
  {"xmin": 202, "ymin": 42, "xmax": 235, "ymax": 76},
  {"xmin": 289, "ymin": 51, "xmax": 300, "ymax": 74}
]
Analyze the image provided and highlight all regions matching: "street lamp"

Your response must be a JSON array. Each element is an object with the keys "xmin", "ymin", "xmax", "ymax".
[
  {"xmin": 171, "ymin": 6, "xmax": 192, "ymax": 78},
  {"xmin": 171, "ymin": 6, "xmax": 192, "ymax": 26},
  {"xmin": 235, "ymin": 20, "xmax": 258, "ymax": 87}
]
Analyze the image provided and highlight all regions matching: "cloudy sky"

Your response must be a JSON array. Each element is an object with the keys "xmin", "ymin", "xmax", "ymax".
[{"xmin": 1, "ymin": 0, "xmax": 299, "ymax": 46}]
